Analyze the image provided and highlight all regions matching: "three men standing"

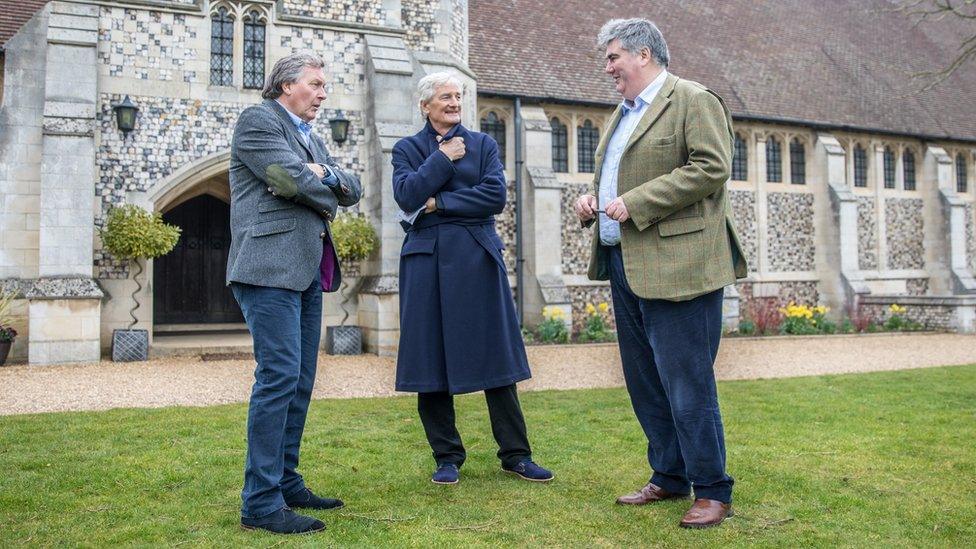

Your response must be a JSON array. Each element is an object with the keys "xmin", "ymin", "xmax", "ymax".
[
  {"xmin": 574, "ymin": 18, "xmax": 747, "ymax": 529},
  {"xmin": 227, "ymin": 51, "xmax": 362, "ymax": 534},
  {"xmin": 225, "ymin": 15, "xmax": 744, "ymax": 535}
]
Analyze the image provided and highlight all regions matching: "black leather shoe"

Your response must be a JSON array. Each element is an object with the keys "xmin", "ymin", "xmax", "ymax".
[
  {"xmin": 284, "ymin": 487, "xmax": 345, "ymax": 510},
  {"xmin": 241, "ymin": 507, "xmax": 325, "ymax": 534}
]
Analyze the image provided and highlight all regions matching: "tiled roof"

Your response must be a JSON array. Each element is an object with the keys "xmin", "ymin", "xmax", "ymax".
[
  {"xmin": 0, "ymin": 0, "xmax": 48, "ymax": 49},
  {"xmin": 470, "ymin": 0, "xmax": 976, "ymax": 141}
]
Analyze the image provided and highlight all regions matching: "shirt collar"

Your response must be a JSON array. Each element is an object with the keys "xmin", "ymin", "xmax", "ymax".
[
  {"xmin": 276, "ymin": 100, "xmax": 313, "ymax": 135},
  {"xmin": 622, "ymin": 69, "xmax": 669, "ymax": 113}
]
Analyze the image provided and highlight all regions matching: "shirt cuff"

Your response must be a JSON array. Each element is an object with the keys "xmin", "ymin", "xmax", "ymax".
[{"xmin": 318, "ymin": 164, "xmax": 339, "ymax": 188}]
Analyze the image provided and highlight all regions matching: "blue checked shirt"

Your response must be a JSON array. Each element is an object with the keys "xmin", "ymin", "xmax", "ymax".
[{"xmin": 598, "ymin": 70, "xmax": 669, "ymax": 245}]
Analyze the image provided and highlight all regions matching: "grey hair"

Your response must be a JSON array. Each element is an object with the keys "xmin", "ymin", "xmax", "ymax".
[
  {"xmin": 597, "ymin": 18, "xmax": 670, "ymax": 68},
  {"xmin": 261, "ymin": 50, "xmax": 326, "ymax": 99},
  {"xmin": 417, "ymin": 71, "xmax": 464, "ymax": 118}
]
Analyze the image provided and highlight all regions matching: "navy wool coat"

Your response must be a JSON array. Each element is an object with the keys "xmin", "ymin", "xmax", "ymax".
[{"xmin": 392, "ymin": 122, "xmax": 531, "ymax": 394}]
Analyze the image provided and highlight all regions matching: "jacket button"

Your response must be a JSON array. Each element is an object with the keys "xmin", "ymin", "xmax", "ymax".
[{"xmin": 320, "ymin": 231, "xmax": 326, "ymax": 239}]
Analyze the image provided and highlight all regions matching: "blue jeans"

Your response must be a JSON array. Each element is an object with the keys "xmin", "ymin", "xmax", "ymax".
[
  {"xmin": 606, "ymin": 246, "xmax": 734, "ymax": 503},
  {"xmin": 232, "ymin": 275, "xmax": 322, "ymax": 519}
]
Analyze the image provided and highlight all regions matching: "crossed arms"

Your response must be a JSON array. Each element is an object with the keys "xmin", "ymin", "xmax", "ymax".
[{"xmin": 234, "ymin": 105, "xmax": 362, "ymax": 218}]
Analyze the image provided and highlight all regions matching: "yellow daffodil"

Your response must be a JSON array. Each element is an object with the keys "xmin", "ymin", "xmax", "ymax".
[{"xmin": 598, "ymin": 302, "xmax": 609, "ymax": 313}]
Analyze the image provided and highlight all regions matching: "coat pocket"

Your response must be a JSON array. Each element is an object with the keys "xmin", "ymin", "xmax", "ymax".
[
  {"xmin": 647, "ymin": 133, "xmax": 677, "ymax": 147},
  {"xmin": 251, "ymin": 218, "xmax": 296, "ymax": 237},
  {"xmin": 658, "ymin": 216, "xmax": 705, "ymax": 237},
  {"xmin": 400, "ymin": 237, "xmax": 436, "ymax": 256},
  {"xmin": 258, "ymin": 198, "xmax": 295, "ymax": 213}
]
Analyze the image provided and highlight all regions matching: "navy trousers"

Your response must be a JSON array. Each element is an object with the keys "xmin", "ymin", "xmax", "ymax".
[
  {"xmin": 606, "ymin": 245, "xmax": 734, "ymax": 503},
  {"xmin": 232, "ymin": 274, "xmax": 322, "ymax": 519}
]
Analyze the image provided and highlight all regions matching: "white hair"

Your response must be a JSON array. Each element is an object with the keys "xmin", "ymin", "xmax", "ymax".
[
  {"xmin": 417, "ymin": 71, "xmax": 464, "ymax": 119},
  {"xmin": 597, "ymin": 18, "xmax": 670, "ymax": 68}
]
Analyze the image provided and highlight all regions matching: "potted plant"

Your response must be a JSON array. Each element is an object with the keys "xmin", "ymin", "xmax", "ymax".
[
  {"xmin": 100, "ymin": 204, "xmax": 181, "ymax": 361},
  {"xmin": 0, "ymin": 289, "xmax": 18, "ymax": 366},
  {"xmin": 326, "ymin": 212, "xmax": 377, "ymax": 355}
]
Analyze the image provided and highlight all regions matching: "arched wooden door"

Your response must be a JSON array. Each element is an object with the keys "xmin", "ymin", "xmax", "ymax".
[{"xmin": 153, "ymin": 194, "xmax": 243, "ymax": 324}]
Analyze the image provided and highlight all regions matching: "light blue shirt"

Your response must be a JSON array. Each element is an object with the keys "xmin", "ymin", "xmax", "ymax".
[
  {"xmin": 276, "ymin": 100, "xmax": 337, "ymax": 186},
  {"xmin": 599, "ymin": 70, "xmax": 669, "ymax": 245}
]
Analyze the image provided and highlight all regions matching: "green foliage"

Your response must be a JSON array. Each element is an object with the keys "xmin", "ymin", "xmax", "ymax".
[
  {"xmin": 577, "ymin": 302, "xmax": 616, "ymax": 343},
  {"xmin": 330, "ymin": 213, "xmax": 377, "ymax": 263},
  {"xmin": 883, "ymin": 304, "xmax": 922, "ymax": 332},
  {"xmin": 780, "ymin": 303, "xmax": 832, "ymax": 335},
  {"xmin": 737, "ymin": 319, "xmax": 756, "ymax": 335},
  {"xmin": 0, "ymin": 289, "xmax": 18, "ymax": 342},
  {"xmin": 100, "ymin": 205, "xmax": 181, "ymax": 261},
  {"xmin": 536, "ymin": 306, "xmax": 569, "ymax": 344}
]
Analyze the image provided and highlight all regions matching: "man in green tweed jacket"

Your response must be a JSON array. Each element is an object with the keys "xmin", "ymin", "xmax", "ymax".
[{"xmin": 574, "ymin": 18, "xmax": 746, "ymax": 529}]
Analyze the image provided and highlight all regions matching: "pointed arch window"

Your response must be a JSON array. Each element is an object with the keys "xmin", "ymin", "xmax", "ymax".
[
  {"xmin": 883, "ymin": 147, "xmax": 896, "ymax": 189},
  {"xmin": 210, "ymin": 7, "xmax": 234, "ymax": 87},
  {"xmin": 853, "ymin": 144, "xmax": 868, "ymax": 187},
  {"xmin": 766, "ymin": 137, "xmax": 782, "ymax": 182},
  {"xmin": 550, "ymin": 118, "xmax": 568, "ymax": 173},
  {"xmin": 243, "ymin": 10, "xmax": 266, "ymax": 89},
  {"xmin": 577, "ymin": 120, "xmax": 599, "ymax": 173},
  {"xmin": 481, "ymin": 112, "xmax": 506, "ymax": 168},
  {"xmin": 732, "ymin": 133, "xmax": 748, "ymax": 181},
  {"xmin": 903, "ymin": 149, "xmax": 916, "ymax": 191},
  {"xmin": 957, "ymin": 153, "xmax": 969, "ymax": 193},
  {"xmin": 790, "ymin": 139, "xmax": 806, "ymax": 184}
]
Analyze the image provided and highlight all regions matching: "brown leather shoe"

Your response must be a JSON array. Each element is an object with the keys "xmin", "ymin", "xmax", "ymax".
[
  {"xmin": 679, "ymin": 498, "xmax": 734, "ymax": 529},
  {"xmin": 615, "ymin": 482, "xmax": 691, "ymax": 505}
]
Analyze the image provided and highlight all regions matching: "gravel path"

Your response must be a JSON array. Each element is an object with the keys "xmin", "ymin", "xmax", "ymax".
[{"xmin": 1, "ymin": 333, "xmax": 974, "ymax": 416}]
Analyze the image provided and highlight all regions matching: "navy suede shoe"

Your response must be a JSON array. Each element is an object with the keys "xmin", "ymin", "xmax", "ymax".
[
  {"xmin": 240, "ymin": 507, "xmax": 325, "ymax": 535},
  {"xmin": 284, "ymin": 487, "xmax": 344, "ymax": 510},
  {"xmin": 431, "ymin": 463, "xmax": 460, "ymax": 485},
  {"xmin": 502, "ymin": 460, "xmax": 554, "ymax": 482}
]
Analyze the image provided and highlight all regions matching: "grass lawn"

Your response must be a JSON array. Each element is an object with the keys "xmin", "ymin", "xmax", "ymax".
[{"xmin": 1, "ymin": 365, "xmax": 974, "ymax": 547}]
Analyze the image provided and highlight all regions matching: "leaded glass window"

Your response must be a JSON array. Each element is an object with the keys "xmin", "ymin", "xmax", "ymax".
[
  {"xmin": 243, "ymin": 11, "xmax": 265, "ymax": 90},
  {"xmin": 766, "ymin": 137, "xmax": 782, "ymax": 182},
  {"xmin": 551, "ymin": 117, "xmax": 568, "ymax": 173},
  {"xmin": 481, "ymin": 112, "xmax": 506, "ymax": 168},
  {"xmin": 883, "ymin": 147, "xmax": 895, "ymax": 189},
  {"xmin": 732, "ymin": 134, "xmax": 748, "ymax": 181},
  {"xmin": 210, "ymin": 7, "xmax": 234, "ymax": 87},
  {"xmin": 577, "ymin": 120, "xmax": 599, "ymax": 173},
  {"xmin": 790, "ymin": 139, "xmax": 806, "ymax": 184},
  {"xmin": 957, "ymin": 153, "xmax": 969, "ymax": 193},
  {"xmin": 903, "ymin": 150, "xmax": 916, "ymax": 191},
  {"xmin": 853, "ymin": 145, "xmax": 868, "ymax": 187}
]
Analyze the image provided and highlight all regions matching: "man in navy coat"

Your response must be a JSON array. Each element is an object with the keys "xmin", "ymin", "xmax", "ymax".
[{"xmin": 391, "ymin": 72, "xmax": 553, "ymax": 486}]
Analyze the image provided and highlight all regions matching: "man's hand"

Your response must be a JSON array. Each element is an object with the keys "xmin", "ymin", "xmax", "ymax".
[
  {"xmin": 574, "ymin": 194, "xmax": 598, "ymax": 222},
  {"xmin": 265, "ymin": 164, "xmax": 298, "ymax": 198},
  {"xmin": 605, "ymin": 197, "xmax": 630, "ymax": 222},
  {"xmin": 424, "ymin": 196, "xmax": 437, "ymax": 213},
  {"xmin": 437, "ymin": 136, "xmax": 466, "ymax": 161},
  {"xmin": 305, "ymin": 163, "xmax": 326, "ymax": 179}
]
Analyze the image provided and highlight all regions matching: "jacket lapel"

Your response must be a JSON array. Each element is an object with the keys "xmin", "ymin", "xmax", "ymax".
[
  {"xmin": 265, "ymin": 99, "xmax": 315, "ymax": 159},
  {"xmin": 623, "ymin": 74, "xmax": 678, "ymax": 155}
]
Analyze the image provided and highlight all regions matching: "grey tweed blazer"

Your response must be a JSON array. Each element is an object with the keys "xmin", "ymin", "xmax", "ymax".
[{"xmin": 226, "ymin": 99, "xmax": 362, "ymax": 292}]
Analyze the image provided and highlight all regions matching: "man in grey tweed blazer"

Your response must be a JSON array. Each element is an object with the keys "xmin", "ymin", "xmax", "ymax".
[{"xmin": 227, "ymin": 51, "xmax": 361, "ymax": 535}]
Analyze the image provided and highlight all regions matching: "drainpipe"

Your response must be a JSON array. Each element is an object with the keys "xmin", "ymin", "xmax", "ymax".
[{"xmin": 514, "ymin": 97, "xmax": 524, "ymax": 326}]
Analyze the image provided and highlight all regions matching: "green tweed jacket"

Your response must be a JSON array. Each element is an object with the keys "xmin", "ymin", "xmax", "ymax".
[{"xmin": 585, "ymin": 74, "xmax": 748, "ymax": 301}]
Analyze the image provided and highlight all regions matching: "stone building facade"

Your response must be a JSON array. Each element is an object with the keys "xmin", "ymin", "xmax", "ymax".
[{"xmin": 1, "ymin": 0, "xmax": 974, "ymax": 365}]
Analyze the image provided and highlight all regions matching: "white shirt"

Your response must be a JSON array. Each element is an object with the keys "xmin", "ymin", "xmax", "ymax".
[{"xmin": 598, "ymin": 70, "xmax": 669, "ymax": 245}]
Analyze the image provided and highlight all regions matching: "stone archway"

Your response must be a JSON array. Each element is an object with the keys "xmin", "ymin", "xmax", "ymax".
[{"xmin": 124, "ymin": 151, "xmax": 241, "ymax": 328}]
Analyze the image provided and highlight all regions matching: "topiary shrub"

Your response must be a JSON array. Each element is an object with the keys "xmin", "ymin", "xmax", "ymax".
[
  {"xmin": 330, "ymin": 212, "xmax": 377, "ymax": 264},
  {"xmin": 101, "ymin": 204, "xmax": 181, "ymax": 329}
]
